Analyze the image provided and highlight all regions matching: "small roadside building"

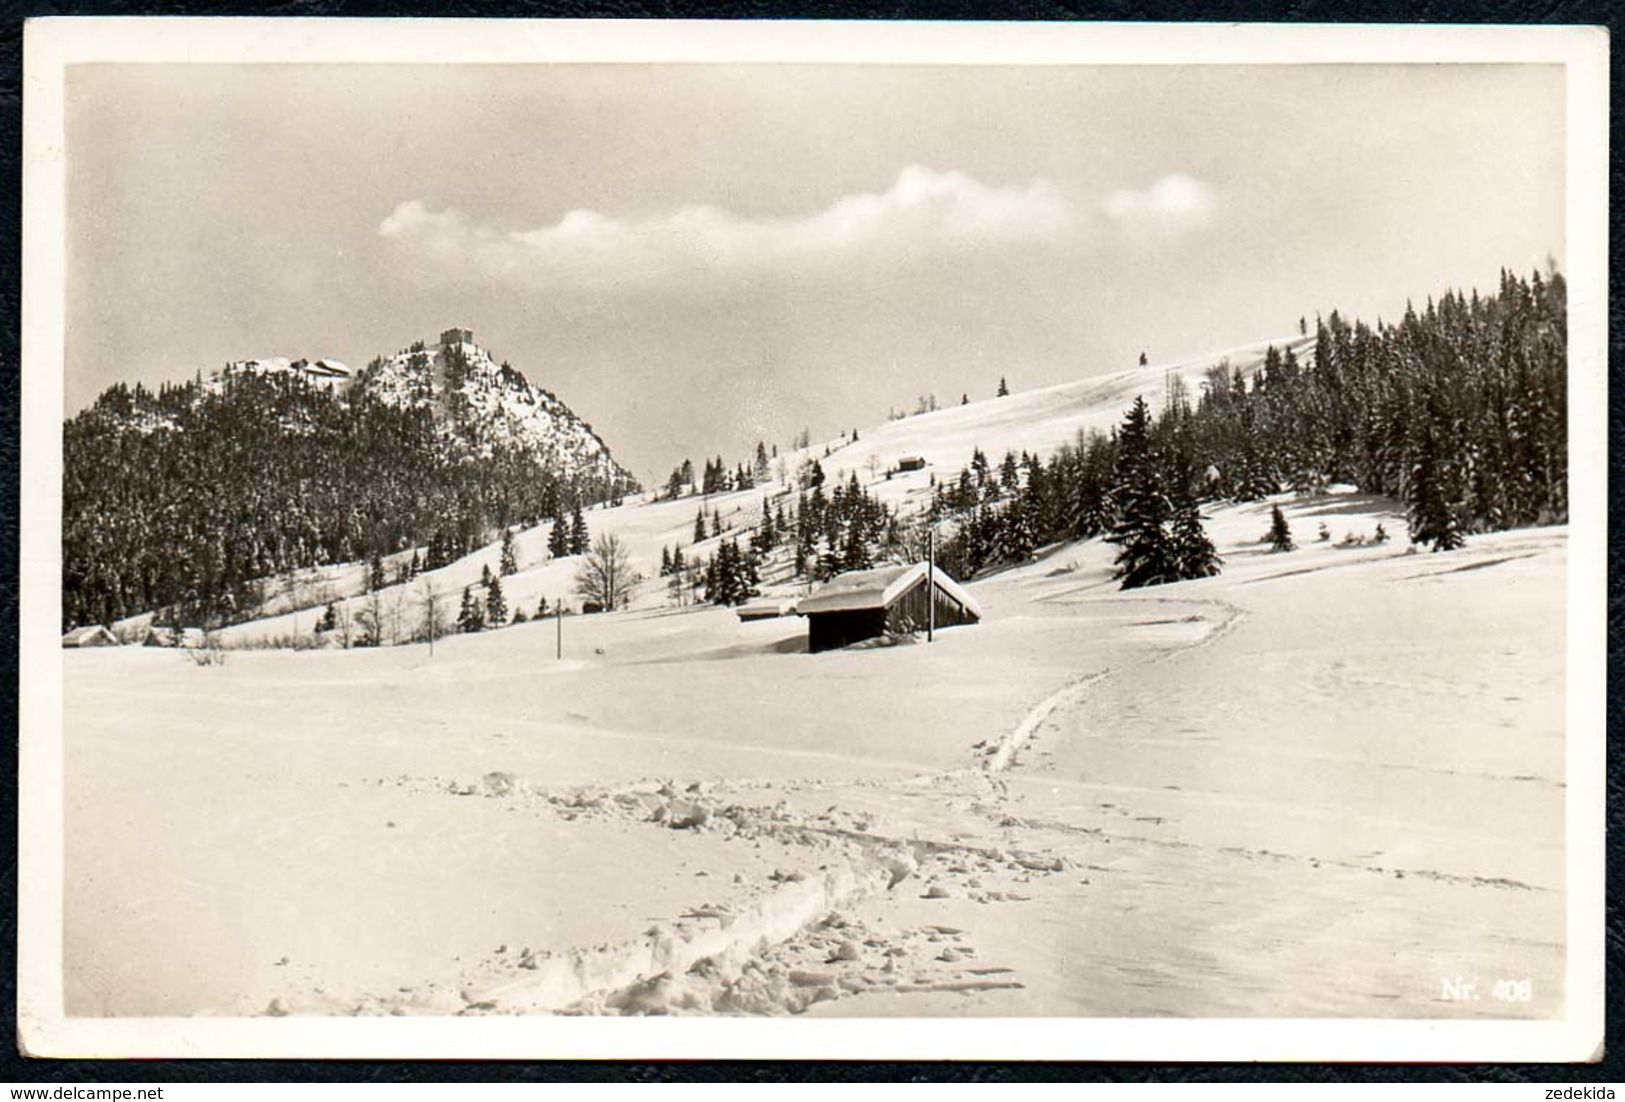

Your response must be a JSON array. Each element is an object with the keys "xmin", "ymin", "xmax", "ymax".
[
  {"xmin": 735, "ymin": 597, "xmax": 796, "ymax": 622},
  {"xmin": 795, "ymin": 562, "xmax": 981, "ymax": 653},
  {"xmin": 143, "ymin": 626, "xmax": 206, "ymax": 649},
  {"xmin": 62, "ymin": 625, "xmax": 119, "ymax": 648}
]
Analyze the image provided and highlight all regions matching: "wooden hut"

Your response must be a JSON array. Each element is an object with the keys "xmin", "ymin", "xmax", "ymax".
[
  {"xmin": 795, "ymin": 562, "xmax": 980, "ymax": 653},
  {"xmin": 143, "ymin": 626, "xmax": 206, "ymax": 649},
  {"xmin": 62, "ymin": 625, "xmax": 119, "ymax": 648},
  {"xmin": 736, "ymin": 598, "xmax": 795, "ymax": 622},
  {"xmin": 897, "ymin": 456, "xmax": 927, "ymax": 472}
]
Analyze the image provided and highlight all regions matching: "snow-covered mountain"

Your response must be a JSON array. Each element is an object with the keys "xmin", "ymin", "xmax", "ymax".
[
  {"xmin": 355, "ymin": 328, "xmax": 630, "ymax": 485},
  {"xmin": 115, "ymin": 327, "xmax": 633, "ymax": 485},
  {"xmin": 64, "ymin": 326, "xmax": 641, "ymax": 632}
]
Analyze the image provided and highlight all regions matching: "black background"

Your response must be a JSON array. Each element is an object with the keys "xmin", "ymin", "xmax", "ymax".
[{"xmin": 0, "ymin": 0, "xmax": 1618, "ymax": 1085}]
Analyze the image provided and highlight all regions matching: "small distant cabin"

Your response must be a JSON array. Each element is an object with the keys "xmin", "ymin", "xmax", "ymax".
[
  {"xmin": 897, "ymin": 456, "xmax": 927, "ymax": 473},
  {"xmin": 299, "ymin": 358, "xmax": 352, "ymax": 382},
  {"xmin": 439, "ymin": 327, "xmax": 474, "ymax": 347},
  {"xmin": 795, "ymin": 562, "xmax": 981, "ymax": 653},
  {"xmin": 62, "ymin": 625, "xmax": 119, "ymax": 648},
  {"xmin": 143, "ymin": 626, "xmax": 206, "ymax": 649},
  {"xmin": 736, "ymin": 598, "xmax": 795, "ymax": 622}
]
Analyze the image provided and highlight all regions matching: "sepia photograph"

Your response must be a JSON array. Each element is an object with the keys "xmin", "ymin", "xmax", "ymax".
[{"xmin": 17, "ymin": 18, "xmax": 1607, "ymax": 1061}]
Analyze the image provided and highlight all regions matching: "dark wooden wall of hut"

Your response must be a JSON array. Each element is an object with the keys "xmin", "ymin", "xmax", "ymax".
[
  {"xmin": 884, "ymin": 577, "xmax": 978, "ymax": 635},
  {"xmin": 808, "ymin": 608, "xmax": 889, "ymax": 653}
]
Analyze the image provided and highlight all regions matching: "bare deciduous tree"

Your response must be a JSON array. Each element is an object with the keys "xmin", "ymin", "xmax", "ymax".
[
  {"xmin": 356, "ymin": 587, "xmax": 385, "ymax": 647},
  {"xmin": 891, "ymin": 518, "xmax": 935, "ymax": 564},
  {"xmin": 573, "ymin": 532, "xmax": 638, "ymax": 611},
  {"xmin": 384, "ymin": 585, "xmax": 410, "ymax": 646}
]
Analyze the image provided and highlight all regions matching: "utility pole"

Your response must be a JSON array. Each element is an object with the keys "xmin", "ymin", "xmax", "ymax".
[
  {"xmin": 556, "ymin": 602, "xmax": 562, "ymax": 660},
  {"xmin": 926, "ymin": 528, "xmax": 935, "ymax": 644}
]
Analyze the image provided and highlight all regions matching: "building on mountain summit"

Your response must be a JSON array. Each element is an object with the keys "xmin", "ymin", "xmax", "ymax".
[
  {"xmin": 291, "ymin": 358, "xmax": 352, "ymax": 384},
  {"xmin": 439, "ymin": 327, "xmax": 474, "ymax": 347},
  {"xmin": 795, "ymin": 562, "xmax": 980, "ymax": 653}
]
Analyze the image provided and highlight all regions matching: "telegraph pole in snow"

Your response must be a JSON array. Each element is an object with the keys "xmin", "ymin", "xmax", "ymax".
[
  {"xmin": 926, "ymin": 529, "xmax": 935, "ymax": 644},
  {"xmin": 556, "ymin": 602, "xmax": 563, "ymax": 660}
]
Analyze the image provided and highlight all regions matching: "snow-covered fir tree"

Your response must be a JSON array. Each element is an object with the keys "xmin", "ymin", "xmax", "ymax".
[
  {"xmin": 1268, "ymin": 503, "xmax": 1295, "ymax": 552},
  {"xmin": 1408, "ymin": 387, "xmax": 1466, "ymax": 551},
  {"xmin": 569, "ymin": 505, "xmax": 589, "ymax": 556},
  {"xmin": 708, "ymin": 538, "xmax": 758, "ymax": 606},
  {"xmin": 457, "ymin": 585, "xmax": 485, "ymax": 633},
  {"xmin": 1106, "ymin": 397, "xmax": 1178, "ymax": 589},
  {"xmin": 841, "ymin": 520, "xmax": 873, "ymax": 572},
  {"xmin": 485, "ymin": 575, "xmax": 507, "ymax": 627},
  {"xmin": 1170, "ymin": 497, "xmax": 1221, "ymax": 579},
  {"xmin": 1409, "ymin": 448, "xmax": 1464, "ymax": 551}
]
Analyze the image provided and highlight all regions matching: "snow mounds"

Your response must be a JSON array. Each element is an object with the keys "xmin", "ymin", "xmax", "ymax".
[{"xmin": 472, "ymin": 857, "xmax": 895, "ymax": 1015}]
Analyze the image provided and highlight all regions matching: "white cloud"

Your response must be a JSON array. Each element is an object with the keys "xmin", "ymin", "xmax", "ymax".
[
  {"xmin": 379, "ymin": 166, "xmax": 1079, "ymax": 292},
  {"xmin": 1103, "ymin": 174, "xmax": 1217, "ymax": 234}
]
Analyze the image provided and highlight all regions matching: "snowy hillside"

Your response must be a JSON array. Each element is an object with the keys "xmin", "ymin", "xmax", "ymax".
[
  {"xmin": 208, "ymin": 333, "xmax": 1312, "ymax": 646},
  {"xmin": 775, "ymin": 333, "xmax": 1314, "ymax": 510}
]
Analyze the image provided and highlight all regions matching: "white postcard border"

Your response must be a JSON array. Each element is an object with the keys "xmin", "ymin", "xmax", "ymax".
[{"xmin": 17, "ymin": 17, "xmax": 1609, "ymax": 1062}]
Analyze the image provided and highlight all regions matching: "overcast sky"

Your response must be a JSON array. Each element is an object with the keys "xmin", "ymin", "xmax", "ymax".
[{"xmin": 65, "ymin": 62, "xmax": 1564, "ymax": 481}]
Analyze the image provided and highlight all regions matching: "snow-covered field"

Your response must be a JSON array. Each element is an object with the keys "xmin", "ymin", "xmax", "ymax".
[{"xmin": 64, "ymin": 482, "xmax": 1566, "ymax": 1018}]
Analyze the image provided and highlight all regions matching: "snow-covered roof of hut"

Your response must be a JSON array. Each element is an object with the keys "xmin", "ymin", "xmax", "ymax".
[
  {"xmin": 305, "ymin": 358, "xmax": 351, "ymax": 379},
  {"xmin": 736, "ymin": 597, "xmax": 797, "ymax": 620},
  {"xmin": 62, "ymin": 625, "xmax": 119, "ymax": 647},
  {"xmin": 143, "ymin": 626, "xmax": 206, "ymax": 647},
  {"xmin": 794, "ymin": 562, "xmax": 981, "ymax": 618}
]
